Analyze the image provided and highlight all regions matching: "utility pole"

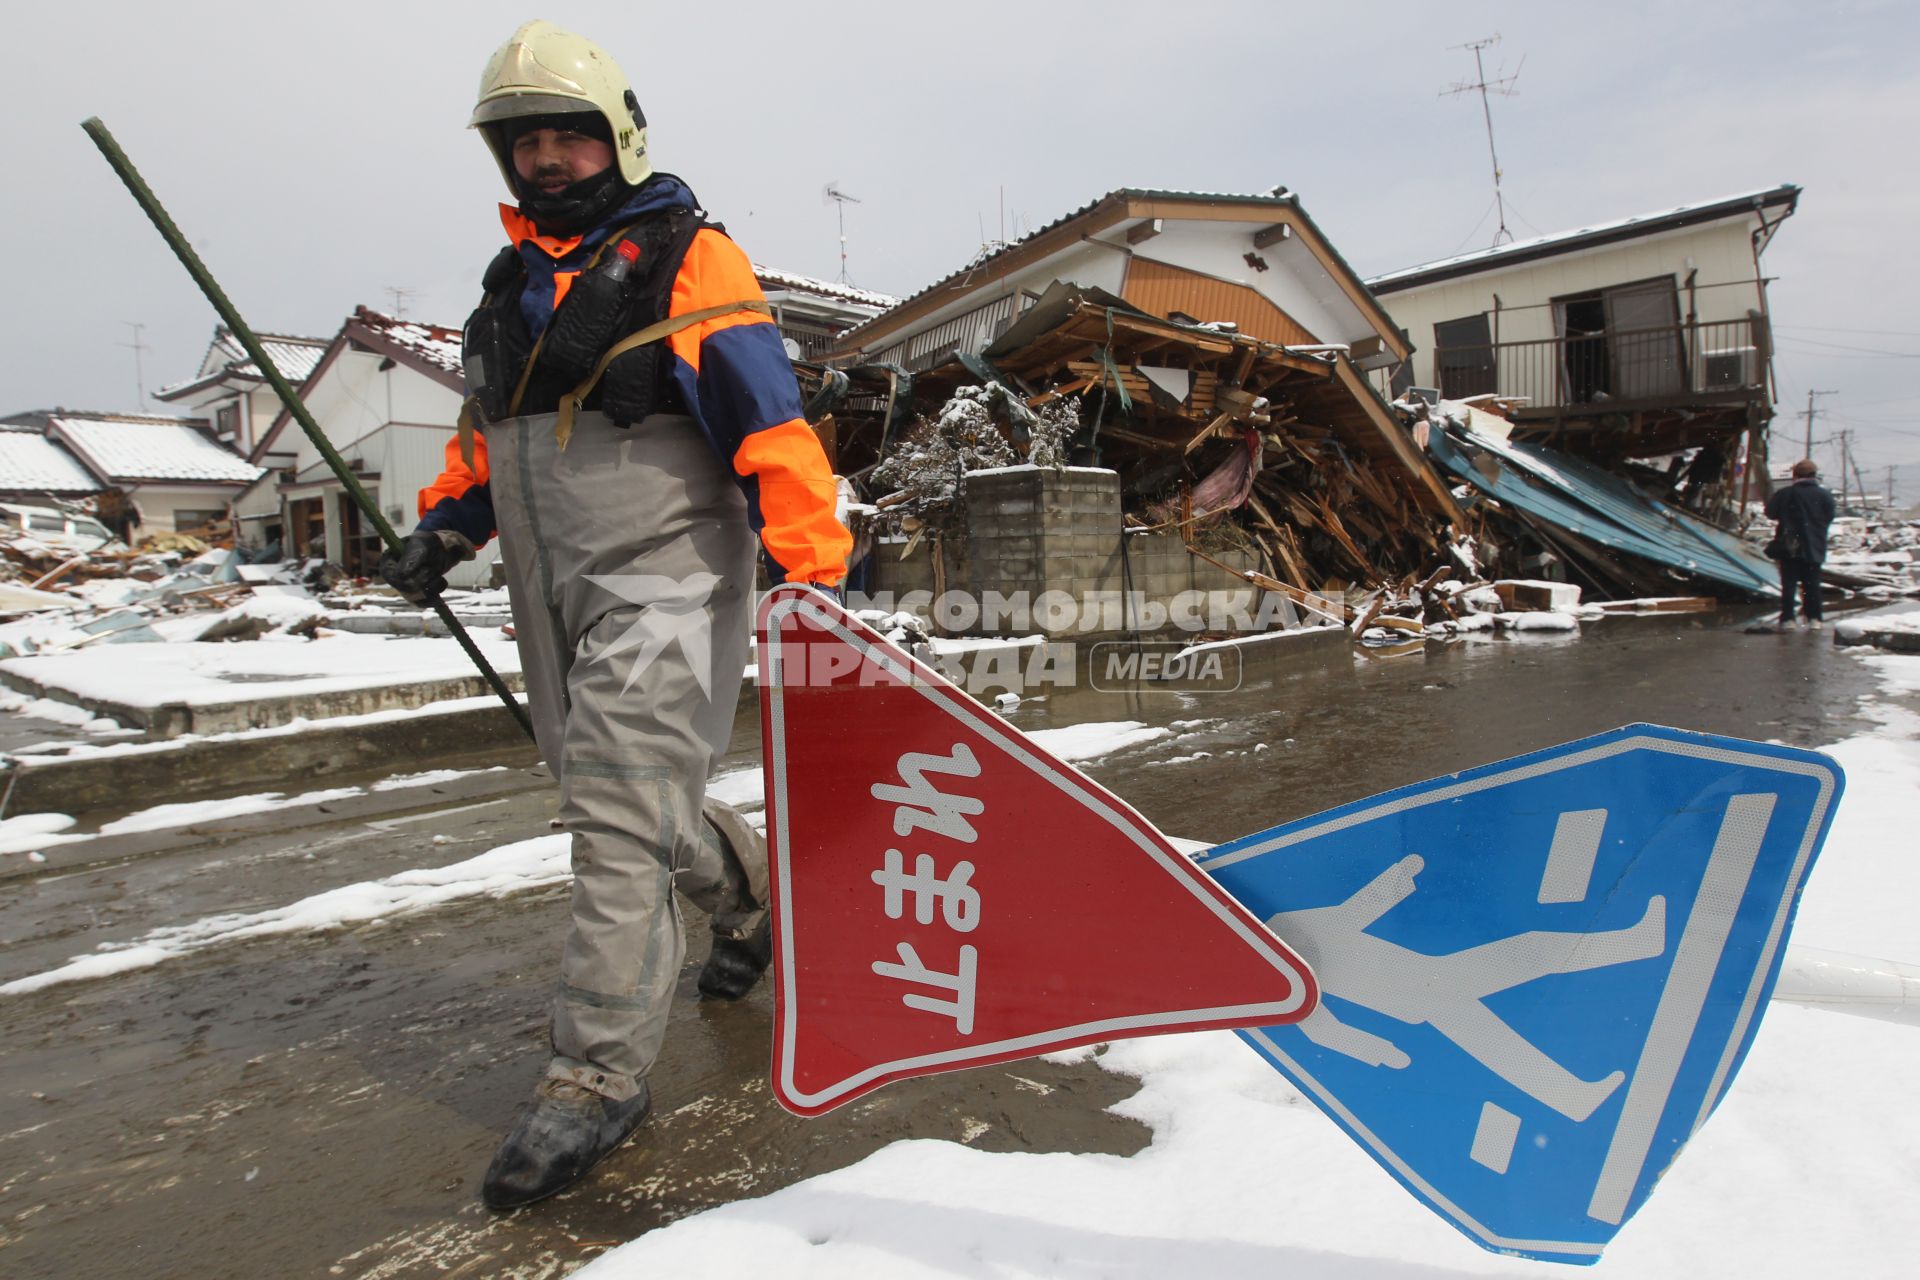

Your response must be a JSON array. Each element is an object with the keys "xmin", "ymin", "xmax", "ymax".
[
  {"xmin": 120, "ymin": 321, "xmax": 150, "ymax": 407},
  {"xmin": 1443, "ymin": 35, "xmax": 1524, "ymax": 248},
  {"xmin": 1837, "ymin": 430, "xmax": 1850, "ymax": 512},
  {"xmin": 1801, "ymin": 388, "xmax": 1836, "ymax": 460},
  {"xmin": 1888, "ymin": 466, "xmax": 1897, "ymax": 510}
]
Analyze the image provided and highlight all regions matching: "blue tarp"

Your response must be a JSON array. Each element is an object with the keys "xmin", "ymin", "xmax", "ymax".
[{"xmin": 1427, "ymin": 422, "xmax": 1777, "ymax": 598}]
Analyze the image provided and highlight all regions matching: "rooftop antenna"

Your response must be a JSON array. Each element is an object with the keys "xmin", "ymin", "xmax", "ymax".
[
  {"xmin": 383, "ymin": 286, "xmax": 416, "ymax": 319},
  {"xmin": 120, "ymin": 320, "xmax": 149, "ymax": 407},
  {"xmin": 823, "ymin": 182, "xmax": 862, "ymax": 284},
  {"xmin": 1443, "ymin": 34, "xmax": 1524, "ymax": 248}
]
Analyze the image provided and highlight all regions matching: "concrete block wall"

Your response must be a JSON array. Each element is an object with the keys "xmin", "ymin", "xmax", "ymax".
[
  {"xmin": 857, "ymin": 466, "xmax": 1275, "ymax": 639},
  {"xmin": 963, "ymin": 467, "xmax": 1120, "ymax": 628}
]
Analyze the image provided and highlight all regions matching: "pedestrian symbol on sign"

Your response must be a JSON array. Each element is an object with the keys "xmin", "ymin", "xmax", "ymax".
[{"xmin": 1202, "ymin": 727, "xmax": 1841, "ymax": 1264}]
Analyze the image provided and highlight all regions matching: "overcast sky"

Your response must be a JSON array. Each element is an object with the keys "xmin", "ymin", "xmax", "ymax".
[{"xmin": 12, "ymin": 1, "xmax": 1920, "ymax": 499}]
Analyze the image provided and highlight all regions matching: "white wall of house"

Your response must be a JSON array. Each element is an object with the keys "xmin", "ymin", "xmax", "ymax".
[
  {"xmin": 1373, "ymin": 216, "xmax": 1768, "ymax": 390},
  {"xmin": 860, "ymin": 215, "xmax": 1396, "ymax": 371},
  {"xmin": 1127, "ymin": 223, "xmax": 1354, "ymax": 343},
  {"xmin": 286, "ymin": 350, "xmax": 464, "ymax": 477},
  {"xmin": 122, "ymin": 482, "xmax": 246, "ymax": 533},
  {"xmin": 279, "ymin": 357, "xmax": 494, "ymax": 587}
]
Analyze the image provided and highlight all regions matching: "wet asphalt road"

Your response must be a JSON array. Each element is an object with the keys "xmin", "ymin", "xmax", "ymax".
[{"xmin": 0, "ymin": 608, "xmax": 1901, "ymax": 1278}]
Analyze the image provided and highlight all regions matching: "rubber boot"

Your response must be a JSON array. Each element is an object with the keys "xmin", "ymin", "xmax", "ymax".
[
  {"xmin": 481, "ymin": 1078, "xmax": 651, "ymax": 1210},
  {"xmin": 697, "ymin": 921, "xmax": 772, "ymax": 1000}
]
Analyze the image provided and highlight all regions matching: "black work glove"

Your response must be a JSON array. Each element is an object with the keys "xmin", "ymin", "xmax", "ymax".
[
  {"xmin": 599, "ymin": 345, "xmax": 663, "ymax": 428},
  {"xmin": 379, "ymin": 529, "xmax": 475, "ymax": 605}
]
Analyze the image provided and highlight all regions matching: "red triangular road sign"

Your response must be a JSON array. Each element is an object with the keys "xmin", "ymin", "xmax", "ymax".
[{"xmin": 756, "ymin": 584, "xmax": 1317, "ymax": 1115}]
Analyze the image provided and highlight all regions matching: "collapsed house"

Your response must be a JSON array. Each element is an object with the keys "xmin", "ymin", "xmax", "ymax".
[
  {"xmin": 785, "ymin": 185, "xmax": 1838, "ymax": 624},
  {"xmin": 1365, "ymin": 186, "xmax": 1800, "ymax": 520},
  {"xmin": 800, "ymin": 189, "xmax": 1469, "ymax": 630}
]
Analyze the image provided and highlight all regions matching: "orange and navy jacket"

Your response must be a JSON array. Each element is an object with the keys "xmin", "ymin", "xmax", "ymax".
[{"xmin": 416, "ymin": 177, "xmax": 850, "ymax": 585}]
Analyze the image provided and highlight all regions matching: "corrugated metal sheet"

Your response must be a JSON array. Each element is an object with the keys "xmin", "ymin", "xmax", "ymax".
[
  {"xmin": 1122, "ymin": 258, "xmax": 1317, "ymax": 346},
  {"xmin": 1426, "ymin": 420, "xmax": 1776, "ymax": 597}
]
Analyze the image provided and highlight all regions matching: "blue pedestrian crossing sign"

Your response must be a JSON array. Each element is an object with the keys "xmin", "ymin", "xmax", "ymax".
[{"xmin": 1199, "ymin": 724, "xmax": 1843, "ymax": 1265}]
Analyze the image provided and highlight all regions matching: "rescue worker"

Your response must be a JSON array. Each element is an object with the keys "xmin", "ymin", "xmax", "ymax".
[{"xmin": 379, "ymin": 20, "xmax": 850, "ymax": 1210}]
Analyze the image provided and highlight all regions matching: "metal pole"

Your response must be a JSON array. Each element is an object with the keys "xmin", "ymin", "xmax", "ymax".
[
  {"xmin": 1773, "ymin": 946, "xmax": 1920, "ymax": 1028},
  {"xmin": 81, "ymin": 117, "xmax": 536, "ymax": 744}
]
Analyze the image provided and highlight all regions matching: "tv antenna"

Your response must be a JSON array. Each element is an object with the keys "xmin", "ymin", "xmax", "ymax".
[
  {"xmin": 384, "ymin": 286, "xmax": 416, "ymax": 319},
  {"xmin": 823, "ymin": 182, "xmax": 862, "ymax": 284},
  {"xmin": 120, "ymin": 321, "xmax": 150, "ymax": 407},
  {"xmin": 1443, "ymin": 34, "xmax": 1524, "ymax": 247}
]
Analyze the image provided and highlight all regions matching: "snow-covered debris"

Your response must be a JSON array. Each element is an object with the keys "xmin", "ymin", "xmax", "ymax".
[{"xmin": 1496, "ymin": 610, "xmax": 1581, "ymax": 632}]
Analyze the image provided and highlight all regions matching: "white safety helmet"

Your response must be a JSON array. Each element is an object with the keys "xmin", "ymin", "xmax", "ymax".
[{"xmin": 470, "ymin": 20, "xmax": 651, "ymax": 196}]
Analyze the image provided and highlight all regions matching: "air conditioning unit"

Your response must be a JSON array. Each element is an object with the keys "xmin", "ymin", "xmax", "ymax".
[{"xmin": 1702, "ymin": 346, "xmax": 1756, "ymax": 390}]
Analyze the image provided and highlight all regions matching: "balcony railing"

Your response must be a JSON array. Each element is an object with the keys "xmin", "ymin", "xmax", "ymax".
[{"xmin": 1433, "ymin": 316, "xmax": 1768, "ymax": 411}]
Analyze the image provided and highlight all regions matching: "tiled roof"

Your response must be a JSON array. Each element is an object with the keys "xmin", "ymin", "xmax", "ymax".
[
  {"xmin": 0, "ymin": 431, "xmax": 102, "ymax": 493},
  {"xmin": 752, "ymin": 265, "xmax": 898, "ymax": 310},
  {"xmin": 837, "ymin": 187, "xmax": 1305, "ymax": 344},
  {"xmin": 350, "ymin": 309, "xmax": 463, "ymax": 377},
  {"xmin": 48, "ymin": 413, "xmax": 266, "ymax": 484},
  {"xmin": 158, "ymin": 328, "xmax": 330, "ymax": 397}
]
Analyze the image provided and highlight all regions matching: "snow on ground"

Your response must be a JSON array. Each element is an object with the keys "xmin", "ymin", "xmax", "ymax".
[
  {"xmin": 0, "ymin": 631, "xmax": 522, "ymax": 708},
  {"xmin": 0, "ymin": 832, "xmax": 569, "ymax": 996},
  {"xmin": 4, "ymin": 682, "xmax": 1916, "ymax": 1273},
  {"xmin": 4, "ymin": 691, "xmax": 519, "ymax": 766},
  {"xmin": 0, "ymin": 766, "xmax": 507, "ymax": 863},
  {"xmin": 572, "ymin": 658, "xmax": 1920, "ymax": 1279},
  {"xmin": 1025, "ymin": 720, "xmax": 1172, "ymax": 760},
  {"xmin": 701, "ymin": 720, "xmax": 1171, "ymax": 817},
  {"xmin": 0, "ymin": 689, "xmax": 129, "ymax": 734}
]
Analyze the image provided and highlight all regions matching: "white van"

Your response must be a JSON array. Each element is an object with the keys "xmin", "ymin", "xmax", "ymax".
[{"xmin": 0, "ymin": 502, "xmax": 127, "ymax": 554}]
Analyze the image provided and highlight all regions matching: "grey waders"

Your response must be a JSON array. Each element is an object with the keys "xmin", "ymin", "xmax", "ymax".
[{"xmin": 482, "ymin": 408, "xmax": 772, "ymax": 1206}]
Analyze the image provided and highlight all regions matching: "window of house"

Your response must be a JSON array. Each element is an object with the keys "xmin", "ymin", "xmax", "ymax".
[
  {"xmin": 214, "ymin": 403, "xmax": 238, "ymax": 439},
  {"xmin": 1552, "ymin": 278, "xmax": 1684, "ymax": 402},
  {"xmin": 1433, "ymin": 314, "xmax": 1496, "ymax": 399},
  {"xmin": 174, "ymin": 508, "xmax": 226, "ymax": 531}
]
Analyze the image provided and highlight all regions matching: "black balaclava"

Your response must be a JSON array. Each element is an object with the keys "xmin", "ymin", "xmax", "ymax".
[{"xmin": 500, "ymin": 111, "xmax": 631, "ymax": 238}]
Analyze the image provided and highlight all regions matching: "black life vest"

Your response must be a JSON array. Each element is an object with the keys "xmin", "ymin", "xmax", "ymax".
[{"xmin": 461, "ymin": 208, "xmax": 706, "ymax": 425}]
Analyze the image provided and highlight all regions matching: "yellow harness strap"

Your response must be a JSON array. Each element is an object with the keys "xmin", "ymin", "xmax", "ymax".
[{"xmin": 554, "ymin": 299, "xmax": 773, "ymax": 450}]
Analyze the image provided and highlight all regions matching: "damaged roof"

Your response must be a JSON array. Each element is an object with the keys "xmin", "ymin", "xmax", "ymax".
[
  {"xmin": 1368, "ymin": 185, "xmax": 1801, "ymax": 293},
  {"xmin": 1426, "ymin": 411, "xmax": 1777, "ymax": 597},
  {"xmin": 46, "ymin": 412, "xmax": 266, "ymax": 486},
  {"xmin": 837, "ymin": 187, "xmax": 1406, "ymax": 365},
  {"xmin": 347, "ymin": 308, "xmax": 463, "ymax": 381}
]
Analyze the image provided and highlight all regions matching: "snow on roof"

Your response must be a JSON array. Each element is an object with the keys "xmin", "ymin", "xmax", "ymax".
[
  {"xmin": 350, "ymin": 308, "xmax": 463, "ymax": 376},
  {"xmin": 752, "ymin": 265, "xmax": 898, "ymax": 311},
  {"xmin": 0, "ymin": 432, "xmax": 102, "ymax": 494},
  {"xmin": 48, "ymin": 413, "xmax": 265, "ymax": 484},
  {"xmin": 158, "ymin": 328, "xmax": 330, "ymax": 397},
  {"xmin": 1366, "ymin": 185, "xmax": 1800, "ymax": 291}
]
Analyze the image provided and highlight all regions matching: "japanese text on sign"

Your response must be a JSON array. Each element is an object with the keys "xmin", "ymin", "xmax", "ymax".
[{"xmin": 869, "ymin": 744, "xmax": 984, "ymax": 1034}]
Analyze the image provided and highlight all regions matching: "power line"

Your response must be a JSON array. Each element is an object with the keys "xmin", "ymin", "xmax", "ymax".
[
  {"xmin": 1775, "ymin": 324, "xmax": 1920, "ymax": 339},
  {"xmin": 1775, "ymin": 335, "xmax": 1920, "ymax": 357}
]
